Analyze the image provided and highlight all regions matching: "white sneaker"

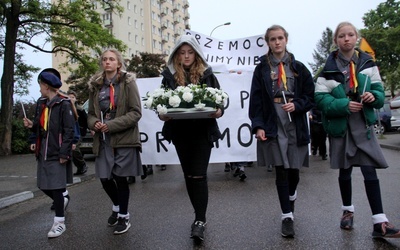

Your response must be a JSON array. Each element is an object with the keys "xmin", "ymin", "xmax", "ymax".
[{"xmin": 47, "ymin": 222, "xmax": 66, "ymax": 238}]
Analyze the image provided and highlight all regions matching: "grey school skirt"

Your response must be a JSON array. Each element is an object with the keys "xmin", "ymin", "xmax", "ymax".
[
  {"xmin": 95, "ymin": 134, "xmax": 143, "ymax": 179},
  {"xmin": 257, "ymin": 103, "xmax": 309, "ymax": 169},
  {"xmin": 329, "ymin": 111, "xmax": 388, "ymax": 169}
]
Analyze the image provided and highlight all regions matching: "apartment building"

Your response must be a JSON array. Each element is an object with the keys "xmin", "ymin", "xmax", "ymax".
[{"xmin": 52, "ymin": 0, "xmax": 190, "ymax": 88}]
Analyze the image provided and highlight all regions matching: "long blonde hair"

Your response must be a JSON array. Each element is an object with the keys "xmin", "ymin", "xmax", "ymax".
[{"xmin": 172, "ymin": 44, "xmax": 206, "ymax": 86}]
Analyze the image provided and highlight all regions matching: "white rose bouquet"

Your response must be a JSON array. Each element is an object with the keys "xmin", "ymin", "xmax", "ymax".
[{"xmin": 144, "ymin": 84, "xmax": 228, "ymax": 116}]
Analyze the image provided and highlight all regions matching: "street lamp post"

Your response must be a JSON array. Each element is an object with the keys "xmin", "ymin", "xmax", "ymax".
[{"xmin": 209, "ymin": 22, "xmax": 231, "ymax": 37}]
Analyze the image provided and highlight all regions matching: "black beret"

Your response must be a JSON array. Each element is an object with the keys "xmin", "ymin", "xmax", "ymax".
[{"xmin": 38, "ymin": 72, "xmax": 62, "ymax": 89}]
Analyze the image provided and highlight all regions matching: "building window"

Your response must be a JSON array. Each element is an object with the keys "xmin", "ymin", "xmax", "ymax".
[
  {"xmin": 127, "ymin": 1, "xmax": 130, "ymax": 10},
  {"xmin": 142, "ymin": 38, "xmax": 145, "ymax": 46},
  {"xmin": 140, "ymin": 8, "xmax": 143, "ymax": 17},
  {"xmin": 141, "ymin": 23, "xmax": 144, "ymax": 31},
  {"xmin": 128, "ymin": 32, "xmax": 132, "ymax": 41},
  {"xmin": 134, "ymin": 5, "xmax": 137, "ymax": 13},
  {"xmin": 135, "ymin": 20, "xmax": 138, "ymax": 28},
  {"xmin": 135, "ymin": 35, "xmax": 138, "ymax": 44},
  {"xmin": 128, "ymin": 17, "xmax": 131, "ymax": 25}
]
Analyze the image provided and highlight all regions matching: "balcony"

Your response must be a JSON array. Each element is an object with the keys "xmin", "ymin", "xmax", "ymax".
[
  {"xmin": 183, "ymin": 0, "xmax": 189, "ymax": 8},
  {"xmin": 161, "ymin": 22, "xmax": 167, "ymax": 30},
  {"xmin": 172, "ymin": 4, "xmax": 179, "ymax": 12},
  {"xmin": 183, "ymin": 13, "xmax": 190, "ymax": 20},
  {"xmin": 158, "ymin": 0, "xmax": 166, "ymax": 4},
  {"xmin": 104, "ymin": 19, "xmax": 112, "ymax": 27},
  {"xmin": 173, "ymin": 17, "xmax": 181, "ymax": 24},
  {"xmin": 162, "ymin": 35, "xmax": 168, "ymax": 43}
]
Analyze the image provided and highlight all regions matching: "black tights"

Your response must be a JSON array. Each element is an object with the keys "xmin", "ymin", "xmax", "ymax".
[
  {"xmin": 174, "ymin": 137, "xmax": 212, "ymax": 223},
  {"xmin": 339, "ymin": 166, "xmax": 383, "ymax": 215},
  {"xmin": 275, "ymin": 166, "xmax": 299, "ymax": 214},
  {"xmin": 100, "ymin": 175, "xmax": 130, "ymax": 215},
  {"xmin": 42, "ymin": 188, "xmax": 65, "ymax": 217},
  {"xmin": 185, "ymin": 175, "xmax": 208, "ymax": 222}
]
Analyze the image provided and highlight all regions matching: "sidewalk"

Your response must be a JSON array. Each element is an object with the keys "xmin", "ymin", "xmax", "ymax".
[{"xmin": 1, "ymin": 132, "xmax": 399, "ymax": 209}]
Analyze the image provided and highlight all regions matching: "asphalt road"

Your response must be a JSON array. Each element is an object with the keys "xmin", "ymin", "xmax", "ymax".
[{"xmin": 1, "ymin": 145, "xmax": 400, "ymax": 249}]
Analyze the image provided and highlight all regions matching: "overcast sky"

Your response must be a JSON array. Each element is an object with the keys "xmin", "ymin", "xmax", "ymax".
[
  {"xmin": 188, "ymin": 0, "xmax": 383, "ymax": 64},
  {"xmin": 3, "ymin": 0, "xmax": 384, "ymax": 101}
]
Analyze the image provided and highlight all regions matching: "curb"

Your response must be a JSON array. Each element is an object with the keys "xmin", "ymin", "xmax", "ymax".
[
  {"xmin": 0, "ymin": 174, "xmax": 95, "ymax": 209},
  {"xmin": 379, "ymin": 144, "xmax": 400, "ymax": 151}
]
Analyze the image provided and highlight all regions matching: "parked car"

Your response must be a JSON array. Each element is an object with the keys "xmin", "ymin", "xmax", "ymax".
[
  {"xmin": 79, "ymin": 100, "xmax": 93, "ymax": 155},
  {"xmin": 390, "ymin": 95, "xmax": 400, "ymax": 108},
  {"xmin": 374, "ymin": 101, "xmax": 392, "ymax": 135},
  {"xmin": 389, "ymin": 96, "xmax": 400, "ymax": 131}
]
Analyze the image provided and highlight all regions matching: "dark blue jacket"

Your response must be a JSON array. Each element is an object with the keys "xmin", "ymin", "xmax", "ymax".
[
  {"xmin": 30, "ymin": 95, "xmax": 75, "ymax": 161},
  {"xmin": 249, "ymin": 54, "xmax": 314, "ymax": 146}
]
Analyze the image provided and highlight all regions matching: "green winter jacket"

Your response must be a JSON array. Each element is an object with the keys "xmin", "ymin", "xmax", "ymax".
[{"xmin": 314, "ymin": 49, "xmax": 384, "ymax": 138}]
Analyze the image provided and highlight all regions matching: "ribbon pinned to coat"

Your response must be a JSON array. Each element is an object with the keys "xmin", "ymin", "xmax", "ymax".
[{"xmin": 277, "ymin": 62, "xmax": 287, "ymax": 90}]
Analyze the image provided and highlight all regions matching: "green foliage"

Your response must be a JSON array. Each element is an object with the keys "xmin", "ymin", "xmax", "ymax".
[
  {"xmin": 360, "ymin": 0, "xmax": 400, "ymax": 96},
  {"xmin": 309, "ymin": 27, "xmax": 333, "ymax": 77},
  {"xmin": 126, "ymin": 52, "xmax": 167, "ymax": 78},
  {"xmin": 12, "ymin": 100, "xmax": 37, "ymax": 154},
  {"xmin": 0, "ymin": 0, "xmax": 126, "ymax": 155},
  {"xmin": 11, "ymin": 118, "xmax": 31, "ymax": 154},
  {"xmin": 66, "ymin": 74, "xmax": 91, "ymax": 105}
]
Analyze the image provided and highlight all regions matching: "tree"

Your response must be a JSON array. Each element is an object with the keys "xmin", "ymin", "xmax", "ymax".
[
  {"xmin": 309, "ymin": 27, "xmax": 333, "ymax": 77},
  {"xmin": 0, "ymin": 0, "xmax": 126, "ymax": 155},
  {"xmin": 126, "ymin": 52, "xmax": 167, "ymax": 78},
  {"xmin": 360, "ymin": 0, "xmax": 400, "ymax": 97}
]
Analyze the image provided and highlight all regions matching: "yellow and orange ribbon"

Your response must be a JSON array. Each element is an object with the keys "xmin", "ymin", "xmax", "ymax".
[
  {"xmin": 349, "ymin": 61, "xmax": 358, "ymax": 92},
  {"xmin": 109, "ymin": 83, "xmax": 115, "ymax": 110},
  {"xmin": 40, "ymin": 106, "xmax": 49, "ymax": 131},
  {"xmin": 278, "ymin": 62, "xmax": 287, "ymax": 90}
]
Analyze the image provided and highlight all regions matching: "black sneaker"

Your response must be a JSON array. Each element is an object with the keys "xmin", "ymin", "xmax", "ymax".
[
  {"xmin": 233, "ymin": 167, "xmax": 241, "ymax": 177},
  {"xmin": 146, "ymin": 165, "xmax": 154, "ymax": 175},
  {"xmin": 224, "ymin": 163, "xmax": 231, "ymax": 172},
  {"xmin": 141, "ymin": 165, "xmax": 148, "ymax": 180},
  {"xmin": 239, "ymin": 171, "xmax": 247, "ymax": 181},
  {"xmin": 108, "ymin": 211, "xmax": 118, "ymax": 227},
  {"xmin": 74, "ymin": 164, "xmax": 88, "ymax": 175},
  {"xmin": 114, "ymin": 217, "xmax": 131, "ymax": 235},
  {"xmin": 233, "ymin": 168, "xmax": 247, "ymax": 181},
  {"xmin": 372, "ymin": 222, "xmax": 400, "ymax": 238},
  {"xmin": 281, "ymin": 218, "xmax": 295, "ymax": 238},
  {"xmin": 340, "ymin": 210, "xmax": 354, "ymax": 230},
  {"xmin": 191, "ymin": 221, "xmax": 206, "ymax": 241}
]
